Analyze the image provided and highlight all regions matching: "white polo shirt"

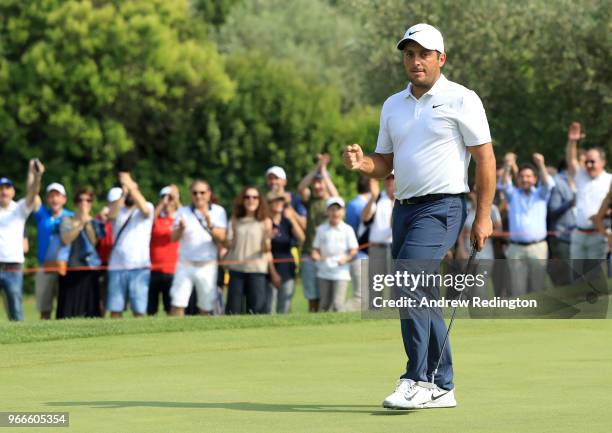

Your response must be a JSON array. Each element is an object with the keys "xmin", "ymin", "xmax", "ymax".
[
  {"xmin": 574, "ymin": 168, "xmax": 612, "ymax": 229},
  {"xmin": 174, "ymin": 204, "xmax": 228, "ymax": 262},
  {"xmin": 0, "ymin": 199, "xmax": 33, "ymax": 263},
  {"xmin": 375, "ymin": 74, "xmax": 491, "ymax": 200},
  {"xmin": 313, "ymin": 221, "xmax": 359, "ymax": 281},
  {"xmin": 368, "ymin": 192, "xmax": 393, "ymax": 244},
  {"xmin": 109, "ymin": 203, "xmax": 154, "ymax": 270}
]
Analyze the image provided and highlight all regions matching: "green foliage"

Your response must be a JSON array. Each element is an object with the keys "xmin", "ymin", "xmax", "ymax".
[
  {"xmin": 0, "ymin": 0, "xmax": 234, "ymax": 197},
  {"xmin": 216, "ymin": 0, "xmax": 362, "ymax": 109},
  {"xmin": 0, "ymin": 0, "xmax": 609, "ymax": 219},
  {"xmin": 194, "ymin": 52, "xmax": 342, "ymax": 202},
  {"xmin": 341, "ymin": 0, "xmax": 611, "ymax": 160},
  {"xmin": 191, "ymin": 0, "xmax": 243, "ymax": 28}
]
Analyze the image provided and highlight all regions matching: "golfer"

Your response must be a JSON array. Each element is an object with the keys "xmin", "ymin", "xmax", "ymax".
[{"xmin": 343, "ymin": 23, "xmax": 495, "ymax": 409}]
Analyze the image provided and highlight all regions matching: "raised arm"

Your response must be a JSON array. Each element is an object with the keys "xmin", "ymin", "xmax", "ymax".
[
  {"xmin": 26, "ymin": 159, "xmax": 44, "ymax": 210},
  {"xmin": 565, "ymin": 122, "xmax": 582, "ymax": 178},
  {"xmin": 108, "ymin": 189, "xmax": 125, "ymax": 220},
  {"xmin": 532, "ymin": 153, "xmax": 551, "ymax": 186},
  {"xmin": 467, "ymin": 143, "xmax": 496, "ymax": 251},
  {"xmin": 119, "ymin": 172, "xmax": 150, "ymax": 217},
  {"xmin": 297, "ymin": 168, "xmax": 318, "ymax": 203},
  {"xmin": 361, "ymin": 178, "xmax": 380, "ymax": 222},
  {"xmin": 317, "ymin": 154, "xmax": 339, "ymax": 197},
  {"xmin": 501, "ymin": 152, "xmax": 517, "ymax": 187},
  {"xmin": 343, "ymin": 144, "xmax": 393, "ymax": 179},
  {"xmin": 284, "ymin": 206, "xmax": 305, "ymax": 243}
]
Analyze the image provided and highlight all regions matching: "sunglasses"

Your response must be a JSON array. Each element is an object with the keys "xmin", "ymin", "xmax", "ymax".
[
  {"xmin": 77, "ymin": 197, "xmax": 92, "ymax": 203},
  {"xmin": 244, "ymin": 195, "xmax": 260, "ymax": 200},
  {"xmin": 192, "ymin": 190, "xmax": 209, "ymax": 196},
  {"xmin": 585, "ymin": 160, "xmax": 597, "ymax": 165}
]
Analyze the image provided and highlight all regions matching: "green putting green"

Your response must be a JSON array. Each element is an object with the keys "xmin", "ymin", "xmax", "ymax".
[{"xmin": 1, "ymin": 315, "xmax": 611, "ymax": 433}]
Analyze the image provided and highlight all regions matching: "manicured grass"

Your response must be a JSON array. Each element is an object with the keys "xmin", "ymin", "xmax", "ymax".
[{"xmin": 1, "ymin": 317, "xmax": 611, "ymax": 433}]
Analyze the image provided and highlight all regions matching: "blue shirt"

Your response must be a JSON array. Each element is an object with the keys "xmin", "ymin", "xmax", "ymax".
[
  {"xmin": 499, "ymin": 179, "xmax": 555, "ymax": 243},
  {"xmin": 33, "ymin": 206, "xmax": 74, "ymax": 264},
  {"xmin": 290, "ymin": 192, "xmax": 307, "ymax": 217},
  {"xmin": 346, "ymin": 194, "xmax": 369, "ymax": 258},
  {"xmin": 547, "ymin": 171, "xmax": 576, "ymax": 242}
]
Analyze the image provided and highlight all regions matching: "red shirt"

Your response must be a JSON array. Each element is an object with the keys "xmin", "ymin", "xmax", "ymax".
[
  {"xmin": 96, "ymin": 221, "xmax": 114, "ymax": 265},
  {"xmin": 150, "ymin": 215, "xmax": 179, "ymax": 274}
]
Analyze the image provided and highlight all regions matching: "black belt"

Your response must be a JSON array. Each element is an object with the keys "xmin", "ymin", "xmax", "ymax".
[
  {"xmin": 510, "ymin": 239, "xmax": 546, "ymax": 246},
  {"xmin": 0, "ymin": 262, "xmax": 22, "ymax": 271},
  {"xmin": 576, "ymin": 227, "xmax": 598, "ymax": 233},
  {"xmin": 398, "ymin": 193, "xmax": 464, "ymax": 205}
]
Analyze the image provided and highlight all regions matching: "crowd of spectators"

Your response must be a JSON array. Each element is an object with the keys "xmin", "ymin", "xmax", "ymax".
[{"xmin": 0, "ymin": 122, "xmax": 610, "ymax": 320}]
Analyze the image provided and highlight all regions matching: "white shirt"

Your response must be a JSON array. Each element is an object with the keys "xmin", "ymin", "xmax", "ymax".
[
  {"xmin": 313, "ymin": 221, "xmax": 359, "ymax": 281},
  {"xmin": 0, "ymin": 199, "xmax": 32, "ymax": 263},
  {"xmin": 574, "ymin": 168, "xmax": 612, "ymax": 229},
  {"xmin": 375, "ymin": 74, "xmax": 491, "ymax": 199},
  {"xmin": 175, "ymin": 204, "xmax": 228, "ymax": 262},
  {"xmin": 368, "ymin": 192, "xmax": 393, "ymax": 244},
  {"xmin": 109, "ymin": 203, "xmax": 154, "ymax": 269}
]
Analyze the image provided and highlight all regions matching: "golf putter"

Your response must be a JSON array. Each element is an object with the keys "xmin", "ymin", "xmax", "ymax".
[{"xmin": 428, "ymin": 244, "xmax": 479, "ymax": 386}]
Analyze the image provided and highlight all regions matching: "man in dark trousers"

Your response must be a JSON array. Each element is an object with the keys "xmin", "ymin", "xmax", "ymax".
[{"xmin": 343, "ymin": 23, "xmax": 495, "ymax": 409}]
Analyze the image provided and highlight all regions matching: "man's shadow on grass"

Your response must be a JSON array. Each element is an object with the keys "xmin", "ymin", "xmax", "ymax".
[{"xmin": 46, "ymin": 400, "xmax": 411, "ymax": 416}]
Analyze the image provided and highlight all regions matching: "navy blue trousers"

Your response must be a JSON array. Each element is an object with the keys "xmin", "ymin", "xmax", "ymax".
[{"xmin": 391, "ymin": 195, "xmax": 466, "ymax": 390}]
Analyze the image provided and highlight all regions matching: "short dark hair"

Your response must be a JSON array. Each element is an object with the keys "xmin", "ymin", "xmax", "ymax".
[
  {"xmin": 556, "ymin": 158, "xmax": 567, "ymax": 173},
  {"xmin": 356, "ymin": 175, "xmax": 370, "ymax": 194},
  {"xmin": 73, "ymin": 186, "xmax": 95, "ymax": 203},
  {"xmin": 518, "ymin": 163, "xmax": 537, "ymax": 177}
]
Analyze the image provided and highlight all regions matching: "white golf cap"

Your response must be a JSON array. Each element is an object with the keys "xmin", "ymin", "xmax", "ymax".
[
  {"xmin": 326, "ymin": 196, "xmax": 345, "ymax": 209},
  {"xmin": 46, "ymin": 182, "xmax": 66, "ymax": 196},
  {"xmin": 397, "ymin": 23, "xmax": 444, "ymax": 53},
  {"xmin": 159, "ymin": 186, "xmax": 172, "ymax": 197},
  {"xmin": 107, "ymin": 187, "xmax": 123, "ymax": 203},
  {"xmin": 266, "ymin": 166, "xmax": 287, "ymax": 180}
]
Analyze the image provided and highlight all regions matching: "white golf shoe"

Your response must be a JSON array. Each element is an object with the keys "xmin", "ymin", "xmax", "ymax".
[
  {"xmin": 420, "ymin": 387, "xmax": 457, "ymax": 409},
  {"xmin": 382, "ymin": 379, "xmax": 457, "ymax": 409}
]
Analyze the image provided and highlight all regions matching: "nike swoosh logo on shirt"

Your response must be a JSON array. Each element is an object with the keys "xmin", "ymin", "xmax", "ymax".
[{"xmin": 432, "ymin": 104, "xmax": 444, "ymax": 108}]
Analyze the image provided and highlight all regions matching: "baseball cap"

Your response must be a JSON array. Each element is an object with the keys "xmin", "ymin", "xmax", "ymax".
[
  {"xmin": 326, "ymin": 196, "xmax": 345, "ymax": 209},
  {"xmin": 107, "ymin": 187, "xmax": 123, "ymax": 203},
  {"xmin": 266, "ymin": 166, "xmax": 287, "ymax": 181},
  {"xmin": 0, "ymin": 177, "xmax": 14, "ymax": 187},
  {"xmin": 159, "ymin": 186, "xmax": 173, "ymax": 197},
  {"xmin": 397, "ymin": 23, "xmax": 444, "ymax": 53},
  {"xmin": 46, "ymin": 182, "xmax": 66, "ymax": 196}
]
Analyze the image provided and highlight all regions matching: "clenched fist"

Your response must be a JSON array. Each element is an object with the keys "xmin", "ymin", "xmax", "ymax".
[
  {"xmin": 567, "ymin": 122, "xmax": 584, "ymax": 142},
  {"xmin": 532, "ymin": 153, "xmax": 545, "ymax": 167},
  {"xmin": 343, "ymin": 144, "xmax": 364, "ymax": 171}
]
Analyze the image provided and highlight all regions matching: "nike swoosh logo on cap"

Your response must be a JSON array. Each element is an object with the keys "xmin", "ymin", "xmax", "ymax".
[{"xmin": 408, "ymin": 30, "xmax": 422, "ymax": 36}]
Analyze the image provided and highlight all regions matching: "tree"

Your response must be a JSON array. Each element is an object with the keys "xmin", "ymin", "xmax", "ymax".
[
  {"xmin": 0, "ymin": 0, "xmax": 234, "ymax": 197},
  {"xmin": 340, "ymin": 0, "xmax": 611, "ymax": 159},
  {"xmin": 216, "ymin": 0, "xmax": 363, "ymax": 110}
]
